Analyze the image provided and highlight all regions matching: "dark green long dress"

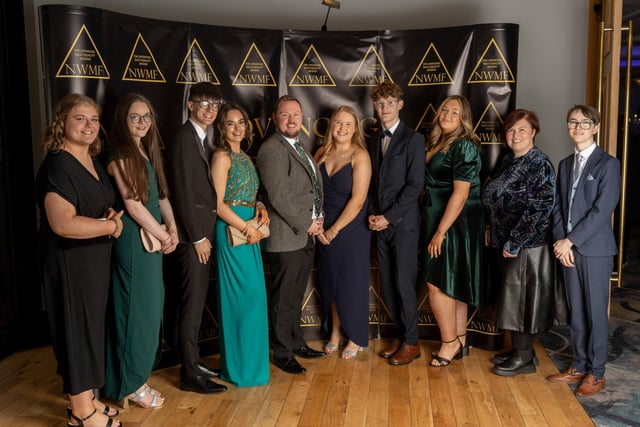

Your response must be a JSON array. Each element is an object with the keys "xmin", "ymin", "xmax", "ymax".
[
  {"xmin": 423, "ymin": 138, "xmax": 484, "ymax": 306},
  {"xmin": 105, "ymin": 159, "xmax": 164, "ymax": 399}
]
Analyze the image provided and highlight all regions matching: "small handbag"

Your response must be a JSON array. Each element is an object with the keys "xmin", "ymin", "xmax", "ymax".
[
  {"xmin": 140, "ymin": 224, "xmax": 168, "ymax": 253},
  {"xmin": 226, "ymin": 218, "xmax": 270, "ymax": 246}
]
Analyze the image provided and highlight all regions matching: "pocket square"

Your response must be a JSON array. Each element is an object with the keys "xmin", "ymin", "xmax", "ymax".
[{"xmin": 585, "ymin": 174, "xmax": 595, "ymax": 181}]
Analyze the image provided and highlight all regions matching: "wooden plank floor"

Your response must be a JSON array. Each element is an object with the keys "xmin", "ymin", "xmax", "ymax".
[{"xmin": 0, "ymin": 339, "xmax": 593, "ymax": 426}]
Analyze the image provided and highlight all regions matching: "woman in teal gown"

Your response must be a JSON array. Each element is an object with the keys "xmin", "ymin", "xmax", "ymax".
[
  {"xmin": 210, "ymin": 103, "xmax": 270, "ymax": 387},
  {"xmin": 423, "ymin": 95, "xmax": 484, "ymax": 367},
  {"xmin": 105, "ymin": 94, "xmax": 179, "ymax": 407}
]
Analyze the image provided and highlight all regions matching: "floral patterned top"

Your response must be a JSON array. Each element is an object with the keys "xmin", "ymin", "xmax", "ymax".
[{"xmin": 481, "ymin": 146, "xmax": 556, "ymax": 255}]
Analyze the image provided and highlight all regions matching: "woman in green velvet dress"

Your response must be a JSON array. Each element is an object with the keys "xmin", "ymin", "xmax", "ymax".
[
  {"xmin": 105, "ymin": 93, "xmax": 179, "ymax": 407},
  {"xmin": 210, "ymin": 103, "xmax": 270, "ymax": 387},
  {"xmin": 423, "ymin": 95, "xmax": 484, "ymax": 367}
]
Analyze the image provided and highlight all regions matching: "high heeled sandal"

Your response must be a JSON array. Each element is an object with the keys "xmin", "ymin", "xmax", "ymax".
[
  {"xmin": 68, "ymin": 408, "xmax": 119, "ymax": 427},
  {"xmin": 67, "ymin": 394, "xmax": 119, "ymax": 419},
  {"xmin": 431, "ymin": 334, "xmax": 469, "ymax": 358},
  {"xmin": 324, "ymin": 342, "xmax": 339, "ymax": 354},
  {"xmin": 429, "ymin": 337, "xmax": 463, "ymax": 367},
  {"xmin": 341, "ymin": 346, "xmax": 364, "ymax": 360},
  {"xmin": 127, "ymin": 384, "xmax": 163, "ymax": 409}
]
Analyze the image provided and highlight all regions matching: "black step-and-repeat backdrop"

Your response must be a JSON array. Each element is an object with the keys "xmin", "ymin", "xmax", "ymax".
[{"xmin": 40, "ymin": 5, "xmax": 518, "ymax": 358}]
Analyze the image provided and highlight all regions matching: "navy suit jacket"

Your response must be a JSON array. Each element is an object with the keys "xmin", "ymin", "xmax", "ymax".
[
  {"xmin": 551, "ymin": 145, "xmax": 620, "ymax": 256},
  {"xmin": 368, "ymin": 121, "xmax": 425, "ymax": 231}
]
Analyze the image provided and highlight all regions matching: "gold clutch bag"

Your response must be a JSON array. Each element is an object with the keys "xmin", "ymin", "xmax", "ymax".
[{"xmin": 226, "ymin": 218, "xmax": 270, "ymax": 246}]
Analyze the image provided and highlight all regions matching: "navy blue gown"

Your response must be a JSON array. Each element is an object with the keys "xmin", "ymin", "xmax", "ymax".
[{"xmin": 316, "ymin": 163, "xmax": 371, "ymax": 347}]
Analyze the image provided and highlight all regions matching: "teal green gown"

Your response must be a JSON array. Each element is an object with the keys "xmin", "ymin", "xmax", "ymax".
[
  {"xmin": 215, "ymin": 150, "xmax": 269, "ymax": 387},
  {"xmin": 423, "ymin": 139, "xmax": 484, "ymax": 306},
  {"xmin": 105, "ymin": 159, "xmax": 163, "ymax": 399}
]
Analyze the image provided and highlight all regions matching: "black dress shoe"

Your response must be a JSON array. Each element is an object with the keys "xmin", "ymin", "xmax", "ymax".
[
  {"xmin": 492, "ymin": 353, "xmax": 537, "ymax": 377},
  {"xmin": 492, "ymin": 348, "xmax": 539, "ymax": 366},
  {"xmin": 196, "ymin": 362, "xmax": 221, "ymax": 378},
  {"xmin": 273, "ymin": 356, "xmax": 306, "ymax": 374},
  {"xmin": 180, "ymin": 375, "xmax": 228, "ymax": 394},
  {"xmin": 293, "ymin": 345, "xmax": 326, "ymax": 359}
]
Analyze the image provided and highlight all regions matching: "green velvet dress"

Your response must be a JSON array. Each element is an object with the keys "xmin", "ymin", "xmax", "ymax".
[
  {"xmin": 105, "ymin": 159, "xmax": 164, "ymax": 399},
  {"xmin": 423, "ymin": 138, "xmax": 484, "ymax": 306},
  {"xmin": 215, "ymin": 150, "xmax": 269, "ymax": 387}
]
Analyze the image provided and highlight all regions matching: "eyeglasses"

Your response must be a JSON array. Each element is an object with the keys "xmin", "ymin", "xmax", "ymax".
[
  {"xmin": 129, "ymin": 113, "xmax": 153, "ymax": 124},
  {"xmin": 193, "ymin": 99, "xmax": 223, "ymax": 112},
  {"xmin": 567, "ymin": 120, "xmax": 595, "ymax": 130},
  {"xmin": 374, "ymin": 99, "xmax": 399, "ymax": 109}
]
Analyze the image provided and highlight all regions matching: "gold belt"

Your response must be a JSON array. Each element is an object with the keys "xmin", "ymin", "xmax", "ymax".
[{"xmin": 224, "ymin": 200, "xmax": 255, "ymax": 207}]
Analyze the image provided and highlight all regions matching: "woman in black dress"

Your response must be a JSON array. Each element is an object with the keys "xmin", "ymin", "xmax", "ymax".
[{"xmin": 36, "ymin": 94, "xmax": 123, "ymax": 427}]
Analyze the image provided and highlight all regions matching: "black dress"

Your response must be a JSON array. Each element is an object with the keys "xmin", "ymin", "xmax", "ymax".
[
  {"xmin": 316, "ymin": 163, "xmax": 371, "ymax": 347},
  {"xmin": 36, "ymin": 151, "xmax": 115, "ymax": 395}
]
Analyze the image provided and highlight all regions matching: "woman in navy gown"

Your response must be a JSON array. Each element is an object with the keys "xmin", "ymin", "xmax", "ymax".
[{"xmin": 315, "ymin": 105, "xmax": 372, "ymax": 359}]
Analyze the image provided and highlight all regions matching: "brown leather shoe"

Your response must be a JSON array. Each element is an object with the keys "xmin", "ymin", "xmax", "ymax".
[
  {"xmin": 389, "ymin": 343, "xmax": 421, "ymax": 366},
  {"xmin": 547, "ymin": 367, "xmax": 587, "ymax": 384},
  {"xmin": 379, "ymin": 340, "xmax": 402, "ymax": 359},
  {"xmin": 575, "ymin": 374, "xmax": 605, "ymax": 396}
]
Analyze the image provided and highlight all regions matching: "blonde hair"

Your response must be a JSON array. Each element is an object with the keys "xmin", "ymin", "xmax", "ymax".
[
  {"xmin": 314, "ymin": 105, "xmax": 366, "ymax": 163},
  {"xmin": 427, "ymin": 95, "xmax": 479, "ymax": 152},
  {"xmin": 42, "ymin": 93, "xmax": 102, "ymax": 156}
]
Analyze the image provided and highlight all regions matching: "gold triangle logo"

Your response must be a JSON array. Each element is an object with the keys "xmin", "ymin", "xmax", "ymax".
[
  {"xmin": 176, "ymin": 39, "xmax": 221, "ymax": 85},
  {"xmin": 473, "ymin": 101, "xmax": 505, "ymax": 144},
  {"xmin": 232, "ymin": 43, "xmax": 277, "ymax": 87},
  {"xmin": 467, "ymin": 38, "xmax": 515, "ymax": 83},
  {"xmin": 349, "ymin": 45, "xmax": 393, "ymax": 87},
  {"xmin": 288, "ymin": 44, "xmax": 336, "ymax": 87},
  {"xmin": 415, "ymin": 102, "xmax": 437, "ymax": 134},
  {"xmin": 122, "ymin": 33, "xmax": 166, "ymax": 83},
  {"xmin": 55, "ymin": 24, "xmax": 110, "ymax": 79},
  {"xmin": 408, "ymin": 43, "xmax": 454, "ymax": 86}
]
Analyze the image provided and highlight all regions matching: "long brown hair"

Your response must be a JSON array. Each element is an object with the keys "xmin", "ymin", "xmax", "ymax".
[
  {"xmin": 109, "ymin": 93, "xmax": 169, "ymax": 204},
  {"xmin": 314, "ymin": 105, "xmax": 366, "ymax": 162},
  {"xmin": 42, "ymin": 93, "xmax": 102, "ymax": 156},
  {"xmin": 427, "ymin": 95, "xmax": 480, "ymax": 152},
  {"xmin": 213, "ymin": 103, "xmax": 253, "ymax": 151}
]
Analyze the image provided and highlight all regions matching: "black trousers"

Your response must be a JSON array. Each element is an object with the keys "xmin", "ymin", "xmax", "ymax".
[
  {"xmin": 266, "ymin": 237, "xmax": 315, "ymax": 359},
  {"xmin": 166, "ymin": 242, "xmax": 212, "ymax": 378}
]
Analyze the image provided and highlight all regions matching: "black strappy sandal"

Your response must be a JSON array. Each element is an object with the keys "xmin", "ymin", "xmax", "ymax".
[
  {"xmin": 429, "ymin": 337, "xmax": 463, "ymax": 367},
  {"xmin": 67, "ymin": 393, "xmax": 119, "ymax": 419},
  {"xmin": 68, "ymin": 408, "xmax": 119, "ymax": 427}
]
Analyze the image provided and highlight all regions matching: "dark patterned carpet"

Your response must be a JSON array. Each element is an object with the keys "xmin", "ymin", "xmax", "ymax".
[{"xmin": 539, "ymin": 226, "xmax": 640, "ymax": 427}]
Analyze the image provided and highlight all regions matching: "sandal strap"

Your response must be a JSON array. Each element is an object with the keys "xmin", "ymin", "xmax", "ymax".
[
  {"xmin": 430, "ymin": 355, "xmax": 452, "ymax": 366},
  {"xmin": 70, "ymin": 407, "xmax": 97, "ymax": 425},
  {"xmin": 129, "ymin": 386, "xmax": 149, "ymax": 402}
]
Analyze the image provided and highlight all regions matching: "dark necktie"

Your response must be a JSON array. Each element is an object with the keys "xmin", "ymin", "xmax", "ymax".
[
  {"xmin": 380, "ymin": 129, "xmax": 392, "ymax": 156},
  {"xmin": 293, "ymin": 141, "xmax": 321, "ymax": 216}
]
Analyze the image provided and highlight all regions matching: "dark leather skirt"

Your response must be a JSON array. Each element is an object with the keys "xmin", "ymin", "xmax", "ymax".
[{"xmin": 492, "ymin": 245, "xmax": 568, "ymax": 334}]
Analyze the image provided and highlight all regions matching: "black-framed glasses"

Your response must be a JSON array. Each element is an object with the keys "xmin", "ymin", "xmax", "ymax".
[
  {"xmin": 193, "ymin": 99, "xmax": 223, "ymax": 112},
  {"xmin": 567, "ymin": 120, "xmax": 594, "ymax": 130},
  {"xmin": 129, "ymin": 113, "xmax": 153, "ymax": 124}
]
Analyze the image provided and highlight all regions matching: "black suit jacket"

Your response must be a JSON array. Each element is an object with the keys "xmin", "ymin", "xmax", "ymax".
[
  {"xmin": 368, "ymin": 121, "xmax": 425, "ymax": 231},
  {"xmin": 166, "ymin": 121, "xmax": 217, "ymax": 244}
]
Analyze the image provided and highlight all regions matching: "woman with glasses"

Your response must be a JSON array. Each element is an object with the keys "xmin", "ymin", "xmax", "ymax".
[
  {"xmin": 482, "ymin": 109, "xmax": 563, "ymax": 376},
  {"xmin": 210, "ymin": 103, "xmax": 270, "ymax": 386},
  {"xmin": 104, "ymin": 93, "xmax": 179, "ymax": 407}
]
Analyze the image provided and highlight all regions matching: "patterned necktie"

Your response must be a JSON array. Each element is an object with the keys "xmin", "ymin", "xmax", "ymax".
[
  {"xmin": 573, "ymin": 152, "xmax": 585, "ymax": 183},
  {"xmin": 380, "ymin": 129, "xmax": 392, "ymax": 156},
  {"xmin": 293, "ymin": 141, "xmax": 321, "ymax": 216}
]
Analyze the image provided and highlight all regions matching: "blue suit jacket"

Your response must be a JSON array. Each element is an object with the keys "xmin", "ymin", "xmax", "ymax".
[
  {"xmin": 551, "ymin": 145, "xmax": 620, "ymax": 256},
  {"xmin": 367, "ymin": 121, "xmax": 425, "ymax": 231}
]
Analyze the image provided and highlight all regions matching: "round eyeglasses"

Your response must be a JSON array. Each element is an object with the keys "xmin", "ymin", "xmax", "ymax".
[{"xmin": 129, "ymin": 113, "xmax": 153, "ymax": 124}]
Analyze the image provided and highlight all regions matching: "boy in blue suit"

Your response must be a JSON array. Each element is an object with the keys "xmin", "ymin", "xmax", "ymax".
[{"xmin": 548, "ymin": 105, "xmax": 620, "ymax": 396}]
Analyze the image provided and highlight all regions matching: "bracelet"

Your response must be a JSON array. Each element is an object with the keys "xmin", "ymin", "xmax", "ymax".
[{"xmin": 110, "ymin": 218, "xmax": 119, "ymax": 237}]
